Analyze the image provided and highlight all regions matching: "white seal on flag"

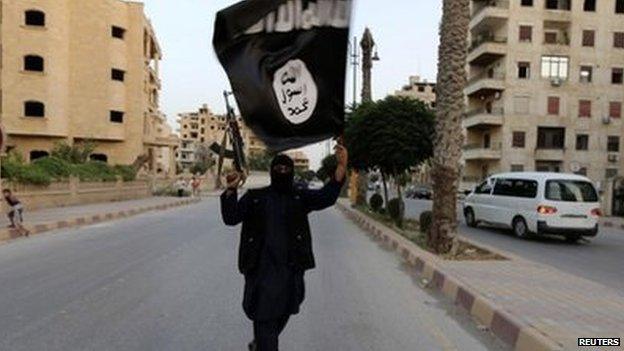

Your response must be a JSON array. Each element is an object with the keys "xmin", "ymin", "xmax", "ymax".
[{"xmin": 273, "ymin": 59, "xmax": 318, "ymax": 125}]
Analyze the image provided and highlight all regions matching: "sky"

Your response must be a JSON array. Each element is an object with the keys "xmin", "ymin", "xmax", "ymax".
[{"xmin": 142, "ymin": 0, "xmax": 441, "ymax": 170}]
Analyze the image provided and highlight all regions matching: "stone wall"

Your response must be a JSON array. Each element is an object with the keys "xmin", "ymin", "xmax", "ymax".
[{"xmin": 2, "ymin": 177, "xmax": 151, "ymax": 211}]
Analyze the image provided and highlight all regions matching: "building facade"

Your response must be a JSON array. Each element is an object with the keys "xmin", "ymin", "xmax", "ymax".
[
  {"xmin": 0, "ymin": 0, "xmax": 176, "ymax": 176},
  {"xmin": 463, "ymin": 0, "xmax": 624, "ymax": 190},
  {"xmin": 394, "ymin": 75, "xmax": 437, "ymax": 108},
  {"xmin": 176, "ymin": 104, "xmax": 267, "ymax": 172}
]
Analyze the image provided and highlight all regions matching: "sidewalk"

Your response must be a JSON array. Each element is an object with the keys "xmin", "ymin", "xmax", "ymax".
[
  {"xmin": 0, "ymin": 196, "xmax": 200, "ymax": 242},
  {"xmin": 337, "ymin": 200, "xmax": 624, "ymax": 351}
]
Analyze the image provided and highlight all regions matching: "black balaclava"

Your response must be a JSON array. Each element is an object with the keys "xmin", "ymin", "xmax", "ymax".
[{"xmin": 270, "ymin": 154, "xmax": 295, "ymax": 193}]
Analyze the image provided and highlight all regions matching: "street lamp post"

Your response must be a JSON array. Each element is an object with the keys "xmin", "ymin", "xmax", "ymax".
[{"xmin": 354, "ymin": 28, "xmax": 380, "ymax": 206}]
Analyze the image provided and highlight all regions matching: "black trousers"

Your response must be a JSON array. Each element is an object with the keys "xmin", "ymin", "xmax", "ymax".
[{"xmin": 253, "ymin": 315, "xmax": 290, "ymax": 351}]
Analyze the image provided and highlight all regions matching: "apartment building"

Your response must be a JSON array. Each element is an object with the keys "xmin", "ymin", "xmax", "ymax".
[
  {"xmin": 285, "ymin": 150, "xmax": 310, "ymax": 172},
  {"xmin": 462, "ymin": 0, "xmax": 624, "ymax": 190},
  {"xmin": 176, "ymin": 104, "xmax": 267, "ymax": 171},
  {"xmin": 394, "ymin": 75, "xmax": 437, "ymax": 108},
  {"xmin": 0, "ymin": 0, "xmax": 176, "ymax": 176}
]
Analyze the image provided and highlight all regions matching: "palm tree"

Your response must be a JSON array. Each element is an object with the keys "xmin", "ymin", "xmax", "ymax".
[{"xmin": 429, "ymin": 0, "xmax": 470, "ymax": 254}]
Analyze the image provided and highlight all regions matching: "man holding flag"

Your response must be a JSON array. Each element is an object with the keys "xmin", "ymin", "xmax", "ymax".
[{"xmin": 214, "ymin": 0, "xmax": 353, "ymax": 349}]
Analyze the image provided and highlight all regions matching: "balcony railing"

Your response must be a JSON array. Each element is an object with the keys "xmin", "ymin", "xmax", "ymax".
[
  {"xmin": 465, "ymin": 107, "xmax": 504, "ymax": 118},
  {"xmin": 472, "ymin": 0, "xmax": 510, "ymax": 17},
  {"xmin": 469, "ymin": 35, "xmax": 507, "ymax": 52},
  {"xmin": 467, "ymin": 71, "xmax": 505, "ymax": 85},
  {"xmin": 463, "ymin": 142, "xmax": 502, "ymax": 151}
]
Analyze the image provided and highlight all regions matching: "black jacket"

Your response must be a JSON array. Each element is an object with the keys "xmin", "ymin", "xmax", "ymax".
[{"xmin": 221, "ymin": 179, "xmax": 343, "ymax": 274}]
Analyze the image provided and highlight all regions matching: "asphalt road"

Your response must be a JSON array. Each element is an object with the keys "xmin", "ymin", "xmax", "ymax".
[
  {"xmin": 0, "ymin": 198, "xmax": 506, "ymax": 351},
  {"xmin": 404, "ymin": 198, "xmax": 624, "ymax": 293}
]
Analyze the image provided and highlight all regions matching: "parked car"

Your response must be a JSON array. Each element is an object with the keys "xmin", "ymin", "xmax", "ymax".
[
  {"xmin": 463, "ymin": 172, "xmax": 601, "ymax": 242},
  {"xmin": 408, "ymin": 186, "xmax": 433, "ymax": 200}
]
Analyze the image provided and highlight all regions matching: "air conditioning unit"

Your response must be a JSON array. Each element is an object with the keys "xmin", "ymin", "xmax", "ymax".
[
  {"xmin": 550, "ymin": 78, "xmax": 563, "ymax": 87},
  {"xmin": 602, "ymin": 116, "xmax": 612, "ymax": 125},
  {"xmin": 608, "ymin": 154, "xmax": 619, "ymax": 163}
]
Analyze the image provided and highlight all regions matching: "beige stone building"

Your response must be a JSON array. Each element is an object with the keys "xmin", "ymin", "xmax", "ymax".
[
  {"xmin": 176, "ymin": 104, "xmax": 267, "ymax": 171},
  {"xmin": 0, "ymin": 0, "xmax": 176, "ymax": 176},
  {"xmin": 462, "ymin": 0, "xmax": 624, "ymax": 190},
  {"xmin": 285, "ymin": 150, "xmax": 310, "ymax": 172},
  {"xmin": 394, "ymin": 75, "xmax": 437, "ymax": 108}
]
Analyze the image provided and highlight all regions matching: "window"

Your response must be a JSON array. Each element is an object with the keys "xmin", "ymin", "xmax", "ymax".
[
  {"xmin": 29, "ymin": 150, "xmax": 49, "ymax": 161},
  {"xmin": 580, "ymin": 66, "xmax": 593, "ymax": 83},
  {"xmin": 613, "ymin": 68, "xmax": 624, "ymax": 84},
  {"xmin": 584, "ymin": 0, "xmax": 596, "ymax": 11},
  {"xmin": 547, "ymin": 96, "xmax": 560, "ymax": 115},
  {"xmin": 537, "ymin": 127, "xmax": 565, "ymax": 149},
  {"xmin": 110, "ymin": 110, "xmax": 124, "ymax": 123},
  {"xmin": 610, "ymin": 102, "xmax": 622, "ymax": 118},
  {"xmin": 518, "ymin": 62, "xmax": 531, "ymax": 79},
  {"xmin": 582, "ymin": 30, "xmax": 595, "ymax": 47},
  {"xmin": 512, "ymin": 131, "xmax": 526, "ymax": 148},
  {"xmin": 578, "ymin": 100, "xmax": 592, "ymax": 118},
  {"xmin": 511, "ymin": 165, "xmax": 525, "ymax": 172},
  {"xmin": 23, "ymin": 55, "xmax": 44, "ymax": 72},
  {"xmin": 519, "ymin": 25, "xmax": 533, "ymax": 42},
  {"xmin": 545, "ymin": 0, "xmax": 571, "ymax": 10},
  {"xmin": 541, "ymin": 56, "xmax": 569, "ymax": 79},
  {"xmin": 25, "ymin": 10, "xmax": 45, "ymax": 26},
  {"xmin": 607, "ymin": 169, "xmax": 619, "ymax": 178},
  {"xmin": 521, "ymin": 0, "xmax": 533, "ymax": 6},
  {"xmin": 111, "ymin": 26, "xmax": 126, "ymax": 39},
  {"xmin": 475, "ymin": 181, "xmax": 492, "ymax": 195},
  {"xmin": 615, "ymin": 32, "xmax": 624, "ymax": 48},
  {"xmin": 545, "ymin": 180, "xmax": 598, "ymax": 202},
  {"xmin": 545, "ymin": 32, "xmax": 558, "ymax": 44},
  {"xmin": 576, "ymin": 134, "xmax": 589, "ymax": 150},
  {"xmin": 24, "ymin": 101, "xmax": 45, "ymax": 117},
  {"xmin": 617, "ymin": 0, "xmax": 624, "ymax": 13},
  {"xmin": 111, "ymin": 69, "xmax": 125, "ymax": 82},
  {"xmin": 417, "ymin": 86, "xmax": 425, "ymax": 92},
  {"xmin": 90, "ymin": 154, "xmax": 108, "ymax": 163},
  {"xmin": 493, "ymin": 178, "xmax": 538, "ymax": 198},
  {"xmin": 576, "ymin": 167, "xmax": 588, "ymax": 176},
  {"xmin": 608, "ymin": 136, "xmax": 620, "ymax": 152}
]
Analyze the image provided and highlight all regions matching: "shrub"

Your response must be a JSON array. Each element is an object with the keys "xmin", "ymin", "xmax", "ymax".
[
  {"xmin": 33, "ymin": 157, "xmax": 72, "ymax": 179},
  {"xmin": 419, "ymin": 211, "xmax": 433, "ymax": 234},
  {"xmin": 369, "ymin": 193, "xmax": 383, "ymax": 212},
  {"xmin": 51, "ymin": 141, "xmax": 96, "ymax": 163},
  {"xmin": 114, "ymin": 165, "xmax": 137, "ymax": 181},
  {"xmin": 387, "ymin": 198, "xmax": 405, "ymax": 227},
  {"xmin": 71, "ymin": 162, "xmax": 117, "ymax": 182},
  {"xmin": 16, "ymin": 166, "xmax": 52, "ymax": 186}
]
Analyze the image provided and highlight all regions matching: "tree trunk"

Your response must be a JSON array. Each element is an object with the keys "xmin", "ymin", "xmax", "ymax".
[
  {"xmin": 356, "ymin": 172, "xmax": 368, "ymax": 206},
  {"xmin": 429, "ymin": 0, "xmax": 470, "ymax": 254},
  {"xmin": 381, "ymin": 172, "xmax": 389, "ymax": 208}
]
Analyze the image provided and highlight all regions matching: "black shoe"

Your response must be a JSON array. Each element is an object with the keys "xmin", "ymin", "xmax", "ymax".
[{"xmin": 248, "ymin": 340, "xmax": 256, "ymax": 351}]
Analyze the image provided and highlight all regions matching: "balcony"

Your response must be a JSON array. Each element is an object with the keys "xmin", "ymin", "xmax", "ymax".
[
  {"xmin": 463, "ymin": 142, "xmax": 502, "ymax": 160},
  {"xmin": 463, "ymin": 107, "xmax": 504, "ymax": 129},
  {"xmin": 470, "ymin": 0, "xmax": 509, "ymax": 30},
  {"xmin": 468, "ymin": 35, "xmax": 507, "ymax": 66},
  {"xmin": 465, "ymin": 71, "xmax": 505, "ymax": 97},
  {"xmin": 535, "ymin": 148, "xmax": 565, "ymax": 161}
]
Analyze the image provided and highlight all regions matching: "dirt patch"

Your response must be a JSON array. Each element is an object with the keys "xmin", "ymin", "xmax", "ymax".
[{"xmin": 354, "ymin": 206, "xmax": 506, "ymax": 261}]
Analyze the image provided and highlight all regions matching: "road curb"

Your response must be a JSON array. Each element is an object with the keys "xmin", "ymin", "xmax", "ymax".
[
  {"xmin": 0, "ymin": 198, "xmax": 201, "ymax": 244},
  {"xmin": 335, "ymin": 202, "xmax": 564, "ymax": 351}
]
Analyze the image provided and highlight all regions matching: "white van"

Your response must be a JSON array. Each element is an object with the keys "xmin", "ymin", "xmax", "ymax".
[{"xmin": 463, "ymin": 172, "xmax": 601, "ymax": 242}]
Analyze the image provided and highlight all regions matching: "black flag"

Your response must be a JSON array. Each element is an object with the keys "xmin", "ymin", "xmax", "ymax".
[{"xmin": 213, "ymin": 0, "xmax": 352, "ymax": 152}]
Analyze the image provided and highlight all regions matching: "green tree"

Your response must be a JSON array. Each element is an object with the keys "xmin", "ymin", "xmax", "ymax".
[
  {"xmin": 345, "ymin": 96, "xmax": 435, "ymax": 213},
  {"xmin": 51, "ymin": 141, "xmax": 96, "ymax": 163},
  {"xmin": 430, "ymin": 0, "xmax": 470, "ymax": 254},
  {"xmin": 316, "ymin": 154, "xmax": 337, "ymax": 182},
  {"xmin": 248, "ymin": 151, "xmax": 275, "ymax": 172}
]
